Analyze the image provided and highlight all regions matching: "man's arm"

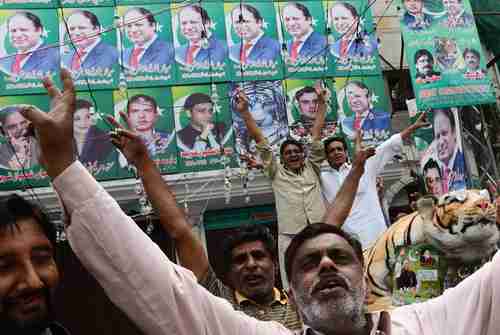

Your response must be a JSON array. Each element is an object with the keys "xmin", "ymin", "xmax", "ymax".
[
  {"xmin": 400, "ymin": 111, "xmax": 429, "ymax": 142},
  {"xmin": 107, "ymin": 116, "xmax": 209, "ymax": 280},
  {"xmin": 309, "ymin": 88, "xmax": 329, "ymax": 141},
  {"xmin": 323, "ymin": 132, "xmax": 375, "ymax": 226},
  {"xmin": 235, "ymin": 91, "xmax": 265, "ymax": 144}
]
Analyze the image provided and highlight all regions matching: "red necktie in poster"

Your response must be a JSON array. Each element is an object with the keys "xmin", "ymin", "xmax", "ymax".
[
  {"xmin": 354, "ymin": 115, "xmax": 361, "ymax": 130},
  {"xmin": 11, "ymin": 53, "xmax": 29, "ymax": 74},
  {"xmin": 340, "ymin": 39, "xmax": 349, "ymax": 58},
  {"xmin": 71, "ymin": 49, "xmax": 86, "ymax": 70},
  {"xmin": 186, "ymin": 45, "xmax": 199, "ymax": 65},
  {"xmin": 130, "ymin": 47, "xmax": 144, "ymax": 69},
  {"xmin": 240, "ymin": 43, "xmax": 252, "ymax": 64},
  {"xmin": 290, "ymin": 40, "xmax": 301, "ymax": 62}
]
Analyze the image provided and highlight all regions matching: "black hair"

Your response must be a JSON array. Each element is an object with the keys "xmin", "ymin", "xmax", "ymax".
[
  {"xmin": 0, "ymin": 106, "xmax": 21, "ymax": 126},
  {"xmin": 222, "ymin": 224, "xmax": 276, "ymax": 274},
  {"xmin": 279, "ymin": 138, "xmax": 304, "ymax": 156},
  {"xmin": 127, "ymin": 94, "xmax": 158, "ymax": 114},
  {"xmin": 182, "ymin": 5, "xmax": 211, "ymax": 26},
  {"xmin": 423, "ymin": 158, "xmax": 441, "ymax": 177},
  {"xmin": 285, "ymin": 3, "xmax": 312, "ymax": 20},
  {"xmin": 183, "ymin": 92, "xmax": 212, "ymax": 111},
  {"xmin": 345, "ymin": 80, "xmax": 370, "ymax": 98},
  {"xmin": 433, "ymin": 108, "xmax": 455, "ymax": 132},
  {"xmin": 332, "ymin": 2, "xmax": 359, "ymax": 19},
  {"xmin": 76, "ymin": 99, "xmax": 93, "ymax": 111},
  {"xmin": 295, "ymin": 86, "xmax": 317, "ymax": 101},
  {"xmin": 285, "ymin": 223, "xmax": 363, "ymax": 281},
  {"xmin": 71, "ymin": 10, "xmax": 101, "ymax": 30},
  {"xmin": 324, "ymin": 136, "xmax": 348, "ymax": 154},
  {"xmin": 8, "ymin": 11, "xmax": 43, "ymax": 31},
  {"xmin": 233, "ymin": 4, "xmax": 263, "ymax": 23},
  {"xmin": 414, "ymin": 49, "xmax": 433, "ymax": 65},
  {"xmin": 463, "ymin": 48, "xmax": 480, "ymax": 60},
  {"xmin": 0, "ymin": 194, "xmax": 56, "ymax": 249},
  {"xmin": 125, "ymin": 7, "xmax": 156, "ymax": 26}
]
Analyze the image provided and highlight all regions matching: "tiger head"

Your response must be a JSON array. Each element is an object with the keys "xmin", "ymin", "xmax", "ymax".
[{"xmin": 418, "ymin": 190, "xmax": 499, "ymax": 263}]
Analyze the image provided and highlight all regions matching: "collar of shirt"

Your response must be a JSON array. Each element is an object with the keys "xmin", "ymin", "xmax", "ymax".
[
  {"xmin": 443, "ymin": 145, "xmax": 459, "ymax": 171},
  {"xmin": 330, "ymin": 162, "xmax": 351, "ymax": 173},
  {"xmin": 135, "ymin": 34, "xmax": 157, "ymax": 58},
  {"xmin": 293, "ymin": 28, "xmax": 313, "ymax": 53},
  {"xmin": 19, "ymin": 39, "xmax": 43, "ymax": 68},
  {"xmin": 77, "ymin": 38, "xmax": 101, "ymax": 64},
  {"xmin": 302, "ymin": 312, "xmax": 382, "ymax": 335},
  {"xmin": 234, "ymin": 287, "xmax": 288, "ymax": 306},
  {"xmin": 244, "ymin": 31, "xmax": 264, "ymax": 57}
]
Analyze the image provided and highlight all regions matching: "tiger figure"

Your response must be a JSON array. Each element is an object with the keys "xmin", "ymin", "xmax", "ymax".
[{"xmin": 364, "ymin": 190, "xmax": 499, "ymax": 311}]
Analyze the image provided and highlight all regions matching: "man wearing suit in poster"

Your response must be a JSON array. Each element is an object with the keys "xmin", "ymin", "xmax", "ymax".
[
  {"xmin": 401, "ymin": 0, "xmax": 433, "ymax": 31},
  {"xmin": 282, "ymin": 2, "xmax": 327, "ymax": 63},
  {"xmin": 122, "ymin": 7, "xmax": 174, "ymax": 71},
  {"xmin": 175, "ymin": 5, "xmax": 227, "ymax": 67},
  {"xmin": 177, "ymin": 92, "xmax": 226, "ymax": 152},
  {"xmin": 441, "ymin": 0, "xmax": 474, "ymax": 29},
  {"xmin": 229, "ymin": 4, "xmax": 281, "ymax": 65},
  {"xmin": 414, "ymin": 49, "xmax": 441, "ymax": 84},
  {"xmin": 432, "ymin": 108, "xmax": 466, "ymax": 192},
  {"xmin": 62, "ymin": 10, "xmax": 118, "ymax": 73},
  {"xmin": 0, "ymin": 11, "xmax": 59, "ymax": 76}
]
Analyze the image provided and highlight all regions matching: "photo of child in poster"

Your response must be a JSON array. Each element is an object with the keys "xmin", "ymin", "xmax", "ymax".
[
  {"xmin": 285, "ymin": 78, "xmax": 338, "ymax": 143},
  {"xmin": 418, "ymin": 107, "xmax": 467, "ymax": 196},
  {"xmin": 335, "ymin": 76, "xmax": 391, "ymax": 146},
  {"xmin": 173, "ymin": 83, "xmax": 234, "ymax": 172},
  {"xmin": 60, "ymin": 7, "xmax": 119, "ymax": 90},
  {"xmin": 0, "ymin": 9, "xmax": 59, "ymax": 95},
  {"xmin": 113, "ymin": 87, "xmax": 177, "ymax": 174},
  {"xmin": 118, "ymin": 4, "xmax": 175, "ymax": 87},
  {"xmin": 231, "ymin": 80, "xmax": 288, "ymax": 162},
  {"xmin": 277, "ymin": 1, "xmax": 329, "ymax": 78},
  {"xmin": 172, "ymin": 3, "xmax": 229, "ymax": 84},
  {"xmin": 225, "ymin": 2, "xmax": 283, "ymax": 81}
]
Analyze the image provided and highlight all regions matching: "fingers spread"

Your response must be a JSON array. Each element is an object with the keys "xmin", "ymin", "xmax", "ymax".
[
  {"xmin": 60, "ymin": 68, "xmax": 75, "ymax": 96},
  {"xmin": 106, "ymin": 115, "xmax": 122, "ymax": 129},
  {"xmin": 18, "ymin": 106, "xmax": 48, "ymax": 126},
  {"xmin": 119, "ymin": 111, "xmax": 132, "ymax": 129},
  {"xmin": 42, "ymin": 76, "xmax": 61, "ymax": 99}
]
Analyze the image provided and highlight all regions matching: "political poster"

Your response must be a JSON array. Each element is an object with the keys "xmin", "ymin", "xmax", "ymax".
[
  {"xmin": 224, "ymin": 2, "xmax": 284, "ymax": 82},
  {"xmin": 60, "ymin": 0, "xmax": 113, "ymax": 8},
  {"xmin": 0, "ymin": 0, "xmax": 56, "ymax": 9},
  {"xmin": 59, "ymin": 7, "xmax": 119, "ymax": 91},
  {"xmin": 276, "ymin": 1, "xmax": 331, "ymax": 79},
  {"xmin": 171, "ymin": 3, "xmax": 229, "ymax": 84},
  {"xmin": 0, "ymin": 95, "xmax": 50, "ymax": 190},
  {"xmin": 117, "ymin": 4, "xmax": 175, "ymax": 88},
  {"xmin": 335, "ymin": 75, "xmax": 391, "ymax": 146},
  {"xmin": 113, "ymin": 87, "xmax": 178, "ymax": 175},
  {"xmin": 399, "ymin": 0, "xmax": 496, "ymax": 109},
  {"xmin": 325, "ymin": 0, "xmax": 381, "ymax": 77},
  {"xmin": 284, "ymin": 78, "xmax": 338, "ymax": 142},
  {"xmin": 0, "ymin": 9, "xmax": 60, "ymax": 95},
  {"xmin": 172, "ymin": 83, "xmax": 235, "ymax": 173}
]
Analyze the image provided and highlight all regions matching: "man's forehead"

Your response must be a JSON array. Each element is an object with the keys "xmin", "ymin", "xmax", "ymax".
[
  {"xmin": 232, "ymin": 240, "xmax": 269, "ymax": 256},
  {"xmin": 0, "ymin": 218, "xmax": 51, "ymax": 254},
  {"xmin": 295, "ymin": 233, "xmax": 355, "ymax": 259}
]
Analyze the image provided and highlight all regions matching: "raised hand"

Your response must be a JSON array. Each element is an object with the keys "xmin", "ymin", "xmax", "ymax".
[
  {"xmin": 413, "ymin": 111, "xmax": 430, "ymax": 129},
  {"xmin": 234, "ymin": 90, "xmax": 250, "ymax": 114},
  {"xmin": 19, "ymin": 69, "xmax": 76, "ymax": 179},
  {"xmin": 352, "ymin": 130, "xmax": 376, "ymax": 168},
  {"xmin": 107, "ymin": 113, "xmax": 151, "ymax": 170}
]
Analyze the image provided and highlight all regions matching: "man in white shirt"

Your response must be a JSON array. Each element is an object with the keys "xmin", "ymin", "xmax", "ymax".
[{"xmin": 321, "ymin": 112, "xmax": 428, "ymax": 249}]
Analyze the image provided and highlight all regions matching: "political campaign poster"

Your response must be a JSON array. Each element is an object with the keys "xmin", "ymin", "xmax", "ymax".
[
  {"xmin": 60, "ymin": 0, "xmax": 114, "ymax": 8},
  {"xmin": 325, "ymin": 0, "xmax": 381, "ymax": 77},
  {"xmin": 284, "ymin": 78, "xmax": 338, "ymax": 143},
  {"xmin": 115, "ymin": 0, "xmax": 168, "ymax": 6},
  {"xmin": 0, "ymin": 95, "xmax": 50, "ymax": 190},
  {"xmin": 0, "ymin": 9, "xmax": 60, "ymax": 95},
  {"xmin": 173, "ymin": 83, "xmax": 235, "ymax": 173},
  {"xmin": 276, "ymin": 1, "xmax": 331, "ymax": 79},
  {"xmin": 411, "ymin": 106, "xmax": 468, "ymax": 197},
  {"xmin": 399, "ymin": 0, "xmax": 496, "ymax": 109},
  {"xmin": 172, "ymin": 3, "xmax": 230, "ymax": 84},
  {"xmin": 224, "ymin": 2, "xmax": 284, "ymax": 82},
  {"xmin": 59, "ymin": 7, "xmax": 119, "ymax": 91},
  {"xmin": 73, "ymin": 91, "xmax": 121, "ymax": 181},
  {"xmin": 113, "ymin": 87, "xmax": 178, "ymax": 175},
  {"xmin": 0, "ymin": 0, "xmax": 56, "ymax": 9},
  {"xmin": 117, "ymin": 4, "xmax": 175, "ymax": 88},
  {"xmin": 335, "ymin": 76, "xmax": 391, "ymax": 147},
  {"xmin": 230, "ymin": 80, "xmax": 288, "ymax": 163}
]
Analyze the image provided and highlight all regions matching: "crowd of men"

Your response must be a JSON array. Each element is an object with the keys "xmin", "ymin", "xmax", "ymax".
[{"xmin": 1, "ymin": 69, "xmax": 500, "ymax": 335}]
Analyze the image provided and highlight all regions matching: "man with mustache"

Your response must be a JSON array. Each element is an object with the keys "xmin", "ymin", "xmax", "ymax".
[
  {"xmin": 0, "ymin": 194, "xmax": 69, "ymax": 335},
  {"xmin": 415, "ymin": 49, "xmax": 441, "ymax": 84},
  {"xmin": 463, "ymin": 48, "xmax": 486, "ymax": 80},
  {"xmin": 27, "ymin": 70, "xmax": 500, "ymax": 335}
]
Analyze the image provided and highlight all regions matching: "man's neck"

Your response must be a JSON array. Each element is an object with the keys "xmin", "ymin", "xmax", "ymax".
[
  {"xmin": 294, "ymin": 27, "xmax": 313, "ymax": 42},
  {"xmin": 137, "ymin": 129, "xmax": 154, "ymax": 140}
]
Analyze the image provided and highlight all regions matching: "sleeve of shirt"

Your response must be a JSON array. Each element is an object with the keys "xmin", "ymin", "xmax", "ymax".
[
  {"xmin": 198, "ymin": 266, "xmax": 234, "ymax": 301},
  {"xmin": 391, "ymin": 250, "xmax": 500, "ymax": 335},
  {"xmin": 367, "ymin": 134, "xmax": 403, "ymax": 177},
  {"xmin": 55, "ymin": 162, "xmax": 289, "ymax": 335},
  {"xmin": 307, "ymin": 139, "xmax": 325, "ymax": 176},
  {"xmin": 255, "ymin": 139, "xmax": 277, "ymax": 179}
]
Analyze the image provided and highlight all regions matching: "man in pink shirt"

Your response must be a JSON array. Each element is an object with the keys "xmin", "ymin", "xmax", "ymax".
[{"xmin": 23, "ymin": 69, "xmax": 500, "ymax": 335}]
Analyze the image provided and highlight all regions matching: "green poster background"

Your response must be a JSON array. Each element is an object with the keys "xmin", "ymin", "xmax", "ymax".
[
  {"xmin": 172, "ymin": 83, "xmax": 235, "ymax": 173},
  {"xmin": 171, "ymin": 3, "xmax": 230, "ymax": 84},
  {"xmin": 60, "ymin": 0, "xmax": 114, "ymax": 8},
  {"xmin": 275, "ymin": 1, "xmax": 332, "ymax": 79},
  {"xmin": 60, "ymin": 7, "xmax": 119, "ymax": 90},
  {"xmin": 325, "ymin": 0, "xmax": 381, "ymax": 77},
  {"xmin": 0, "ymin": 0, "xmax": 56, "ymax": 9},
  {"xmin": 0, "ymin": 9, "xmax": 60, "ymax": 95},
  {"xmin": 117, "ymin": 4, "xmax": 175, "ymax": 88},
  {"xmin": 224, "ymin": 2, "xmax": 284, "ymax": 82},
  {"xmin": 116, "ymin": 0, "xmax": 168, "ymax": 6},
  {"xmin": 0, "ymin": 94, "xmax": 50, "ymax": 190},
  {"xmin": 73, "ymin": 90, "xmax": 121, "ymax": 181},
  {"xmin": 335, "ymin": 75, "xmax": 391, "ymax": 147},
  {"xmin": 113, "ymin": 87, "xmax": 178, "ymax": 175},
  {"xmin": 399, "ymin": 0, "xmax": 496, "ymax": 109},
  {"xmin": 284, "ymin": 78, "xmax": 338, "ymax": 141}
]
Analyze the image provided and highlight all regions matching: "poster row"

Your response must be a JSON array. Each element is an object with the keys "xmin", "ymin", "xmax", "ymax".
[
  {"xmin": 0, "ymin": 0, "xmax": 382, "ymax": 95},
  {"xmin": 0, "ymin": 76, "xmax": 391, "ymax": 190}
]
